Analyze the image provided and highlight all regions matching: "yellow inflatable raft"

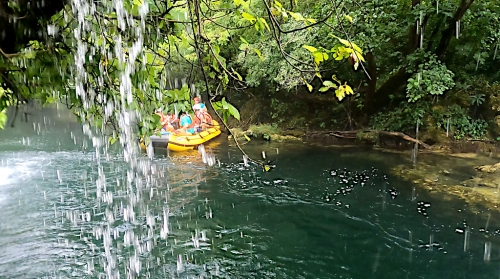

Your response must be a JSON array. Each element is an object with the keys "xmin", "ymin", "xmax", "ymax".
[{"xmin": 141, "ymin": 120, "xmax": 221, "ymax": 152}]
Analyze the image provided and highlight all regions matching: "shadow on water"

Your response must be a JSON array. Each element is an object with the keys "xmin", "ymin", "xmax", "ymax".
[{"xmin": 1, "ymin": 106, "xmax": 500, "ymax": 278}]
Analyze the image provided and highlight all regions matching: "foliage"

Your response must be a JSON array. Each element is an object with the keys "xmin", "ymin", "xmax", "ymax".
[
  {"xmin": 0, "ymin": 87, "xmax": 8, "ymax": 129},
  {"xmin": 0, "ymin": 0, "xmax": 363, "ymax": 139},
  {"xmin": 212, "ymin": 97, "xmax": 240, "ymax": 123},
  {"xmin": 1, "ymin": 0, "xmax": 500, "ymax": 144},
  {"xmin": 470, "ymin": 93, "xmax": 486, "ymax": 106},
  {"xmin": 372, "ymin": 101, "xmax": 490, "ymax": 140},
  {"xmin": 435, "ymin": 105, "xmax": 488, "ymax": 140},
  {"xmin": 370, "ymin": 103, "xmax": 427, "ymax": 132},
  {"xmin": 405, "ymin": 52, "xmax": 455, "ymax": 102}
]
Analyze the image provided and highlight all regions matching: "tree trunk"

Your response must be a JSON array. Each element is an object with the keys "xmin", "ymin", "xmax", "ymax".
[
  {"xmin": 435, "ymin": 0, "xmax": 475, "ymax": 59},
  {"xmin": 361, "ymin": 51, "xmax": 378, "ymax": 124},
  {"xmin": 369, "ymin": 0, "xmax": 421, "ymax": 112},
  {"xmin": 408, "ymin": 0, "xmax": 421, "ymax": 54},
  {"xmin": 371, "ymin": 68, "xmax": 410, "ymax": 110}
]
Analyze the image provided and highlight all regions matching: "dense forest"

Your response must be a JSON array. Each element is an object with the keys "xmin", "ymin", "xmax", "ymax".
[{"xmin": 0, "ymin": 0, "xmax": 498, "ymax": 144}]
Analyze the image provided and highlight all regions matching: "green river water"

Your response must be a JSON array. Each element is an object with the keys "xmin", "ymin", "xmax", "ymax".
[{"xmin": 1, "ymin": 106, "xmax": 500, "ymax": 279}]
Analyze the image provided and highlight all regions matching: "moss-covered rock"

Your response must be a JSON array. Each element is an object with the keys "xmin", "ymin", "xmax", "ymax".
[{"xmin": 228, "ymin": 124, "xmax": 302, "ymax": 142}]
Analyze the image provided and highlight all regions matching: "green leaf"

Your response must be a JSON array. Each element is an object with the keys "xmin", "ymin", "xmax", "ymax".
[
  {"xmin": 232, "ymin": 68, "xmax": 243, "ymax": 81},
  {"xmin": 313, "ymin": 52, "xmax": 323, "ymax": 64},
  {"xmin": 253, "ymin": 48, "xmax": 263, "ymax": 61},
  {"xmin": 240, "ymin": 37, "xmax": 249, "ymax": 44},
  {"xmin": 259, "ymin": 18, "xmax": 271, "ymax": 32},
  {"xmin": 108, "ymin": 137, "xmax": 118, "ymax": 145},
  {"xmin": 290, "ymin": 12, "xmax": 304, "ymax": 21},
  {"xmin": 323, "ymin": 80, "xmax": 337, "ymax": 88},
  {"xmin": 302, "ymin": 45, "xmax": 317, "ymax": 52},
  {"xmin": 305, "ymin": 82, "xmax": 313, "ymax": 92},
  {"xmin": 221, "ymin": 97, "xmax": 229, "ymax": 109},
  {"xmin": 319, "ymin": 87, "xmax": 329, "ymax": 92},
  {"xmin": 227, "ymin": 103, "xmax": 240, "ymax": 120},
  {"xmin": 242, "ymin": 12, "xmax": 256, "ymax": 23},
  {"xmin": 0, "ymin": 109, "xmax": 7, "ymax": 129},
  {"xmin": 344, "ymin": 14, "xmax": 353, "ymax": 23}
]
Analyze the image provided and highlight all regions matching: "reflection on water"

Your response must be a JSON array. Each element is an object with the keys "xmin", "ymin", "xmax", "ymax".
[{"xmin": 1, "ymin": 106, "xmax": 500, "ymax": 278}]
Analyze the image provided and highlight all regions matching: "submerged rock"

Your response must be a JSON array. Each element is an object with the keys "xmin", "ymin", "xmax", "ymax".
[
  {"xmin": 391, "ymin": 156, "xmax": 500, "ymax": 210},
  {"xmin": 463, "ymin": 176, "xmax": 500, "ymax": 189},
  {"xmin": 475, "ymin": 162, "xmax": 500, "ymax": 173}
]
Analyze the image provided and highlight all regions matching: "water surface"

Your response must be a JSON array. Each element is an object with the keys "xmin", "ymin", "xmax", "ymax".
[{"xmin": 1, "ymin": 106, "xmax": 500, "ymax": 278}]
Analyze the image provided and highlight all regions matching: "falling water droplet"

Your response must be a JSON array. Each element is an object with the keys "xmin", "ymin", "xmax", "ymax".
[
  {"xmin": 176, "ymin": 254, "xmax": 183, "ymax": 273},
  {"xmin": 464, "ymin": 227, "xmax": 471, "ymax": 251},
  {"xmin": 484, "ymin": 242, "xmax": 491, "ymax": 262}
]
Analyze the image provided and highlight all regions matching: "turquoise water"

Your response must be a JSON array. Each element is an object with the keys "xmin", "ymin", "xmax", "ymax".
[{"xmin": 1, "ymin": 106, "xmax": 500, "ymax": 278}]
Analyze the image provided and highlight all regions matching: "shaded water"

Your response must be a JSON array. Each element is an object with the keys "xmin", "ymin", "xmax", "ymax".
[{"xmin": 1, "ymin": 107, "xmax": 500, "ymax": 278}]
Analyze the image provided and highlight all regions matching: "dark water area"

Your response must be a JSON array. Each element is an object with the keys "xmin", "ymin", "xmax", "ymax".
[{"xmin": 1, "ymin": 106, "xmax": 500, "ymax": 278}]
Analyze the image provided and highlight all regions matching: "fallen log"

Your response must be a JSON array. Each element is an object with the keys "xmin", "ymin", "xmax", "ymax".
[
  {"xmin": 377, "ymin": 130, "xmax": 431, "ymax": 149},
  {"xmin": 331, "ymin": 129, "xmax": 431, "ymax": 149}
]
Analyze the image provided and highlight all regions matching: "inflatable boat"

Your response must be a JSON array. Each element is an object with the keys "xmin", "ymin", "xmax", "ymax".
[{"xmin": 141, "ymin": 120, "xmax": 221, "ymax": 152}]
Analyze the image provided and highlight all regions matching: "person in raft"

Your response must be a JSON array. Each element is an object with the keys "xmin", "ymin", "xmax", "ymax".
[
  {"xmin": 192, "ymin": 96, "xmax": 207, "ymax": 112},
  {"xmin": 155, "ymin": 109, "xmax": 169, "ymax": 131},
  {"xmin": 193, "ymin": 107, "xmax": 213, "ymax": 132},
  {"xmin": 176, "ymin": 111, "xmax": 196, "ymax": 135},
  {"xmin": 165, "ymin": 112, "xmax": 179, "ymax": 131}
]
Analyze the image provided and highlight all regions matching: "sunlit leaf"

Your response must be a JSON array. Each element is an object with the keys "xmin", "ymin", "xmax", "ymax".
[
  {"xmin": 228, "ymin": 103, "xmax": 240, "ymax": 120},
  {"xmin": 305, "ymin": 81, "xmax": 313, "ymax": 92},
  {"xmin": 323, "ymin": 80, "xmax": 336, "ymax": 87},
  {"xmin": 259, "ymin": 18, "xmax": 271, "ymax": 32},
  {"xmin": 302, "ymin": 45, "xmax": 317, "ymax": 52},
  {"xmin": 344, "ymin": 84, "xmax": 354, "ymax": 95},
  {"xmin": 335, "ymin": 87, "xmax": 345, "ymax": 101},
  {"xmin": 253, "ymin": 48, "xmax": 263, "ymax": 61},
  {"xmin": 232, "ymin": 68, "xmax": 243, "ymax": 81},
  {"xmin": 290, "ymin": 12, "xmax": 304, "ymax": 21},
  {"xmin": 313, "ymin": 52, "xmax": 324, "ymax": 64},
  {"xmin": 242, "ymin": 12, "xmax": 256, "ymax": 23},
  {"xmin": 240, "ymin": 37, "xmax": 249, "ymax": 44},
  {"xmin": 0, "ymin": 109, "xmax": 7, "ymax": 129},
  {"xmin": 344, "ymin": 14, "xmax": 353, "ymax": 23}
]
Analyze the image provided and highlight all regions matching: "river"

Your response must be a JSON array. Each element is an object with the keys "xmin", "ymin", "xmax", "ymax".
[{"xmin": 1, "ymin": 105, "xmax": 500, "ymax": 278}]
